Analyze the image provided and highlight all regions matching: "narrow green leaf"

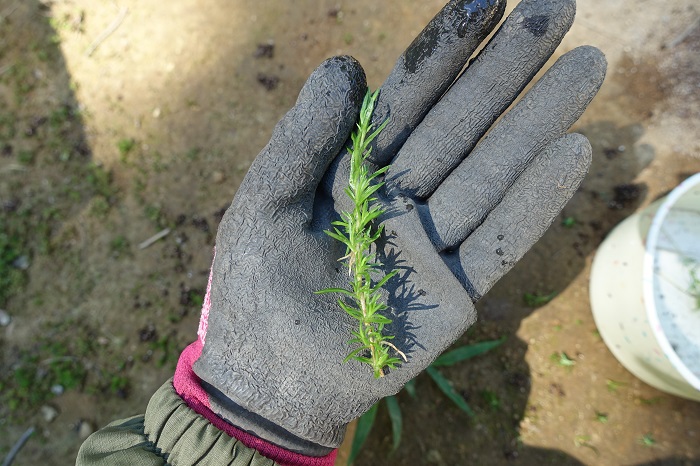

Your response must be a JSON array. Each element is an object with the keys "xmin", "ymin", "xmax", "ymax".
[
  {"xmin": 325, "ymin": 230, "xmax": 349, "ymax": 244},
  {"xmin": 404, "ymin": 378, "xmax": 417, "ymax": 398},
  {"xmin": 354, "ymin": 356, "xmax": 373, "ymax": 364},
  {"xmin": 314, "ymin": 287, "xmax": 353, "ymax": 298},
  {"xmin": 431, "ymin": 337, "xmax": 506, "ymax": 367},
  {"xmin": 343, "ymin": 347, "xmax": 367, "ymax": 363},
  {"xmin": 384, "ymin": 357, "xmax": 402, "ymax": 368},
  {"xmin": 372, "ymin": 165, "xmax": 390, "ymax": 177},
  {"xmin": 426, "ymin": 366, "xmax": 475, "ymax": 418},
  {"xmin": 347, "ymin": 402, "xmax": 379, "ymax": 465},
  {"xmin": 364, "ymin": 314, "xmax": 392, "ymax": 325},
  {"xmin": 365, "ymin": 117, "xmax": 390, "ymax": 146},
  {"xmin": 383, "ymin": 395, "xmax": 402, "ymax": 452},
  {"xmin": 364, "ymin": 182, "xmax": 383, "ymax": 198},
  {"xmin": 361, "ymin": 209, "xmax": 382, "ymax": 225},
  {"xmin": 372, "ymin": 270, "xmax": 398, "ymax": 293}
]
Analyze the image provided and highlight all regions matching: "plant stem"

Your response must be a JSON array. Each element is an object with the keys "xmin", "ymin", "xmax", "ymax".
[{"xmin": 317, "ymin": 88, "xmax": 405, "ymax": 378}]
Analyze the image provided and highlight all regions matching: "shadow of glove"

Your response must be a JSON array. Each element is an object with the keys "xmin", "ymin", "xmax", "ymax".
[{"xmin": 192, "ymin": 0, "xmax": 607, "ymax": 456}]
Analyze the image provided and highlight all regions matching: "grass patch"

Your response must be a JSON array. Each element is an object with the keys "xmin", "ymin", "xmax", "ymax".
[{"xmin": 1, "ymin": 336, "xmax": 90, "ymax": 414}]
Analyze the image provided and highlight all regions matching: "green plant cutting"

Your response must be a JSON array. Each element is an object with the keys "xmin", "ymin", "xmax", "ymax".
[{"xmin": 317, "ymin": 89, "xmax": 406, "ymax": 378}]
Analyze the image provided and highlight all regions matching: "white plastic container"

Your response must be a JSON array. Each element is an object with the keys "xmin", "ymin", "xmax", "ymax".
[{"xmin": 590, "ymin": 173, "xmax": 700, "ymax": 401}]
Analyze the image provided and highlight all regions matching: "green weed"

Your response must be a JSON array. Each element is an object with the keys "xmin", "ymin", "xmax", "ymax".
[
  {"xmin": 606, "ymin": 379, "xmax": 626, "ymax": 393},
  {"xmin": 144, "ymin": 204, "xmax": 166, "ymax": 228},
  {"xmin": 117, "ymin": 138, "xmax": 136, "ymax": 159},
  {"xmin": 551, "ymin": 351, "xmax": 576, "ymax": 368},
  {"xmin": 1, "ymin": 341, "xmax": 87, "ymax": 414},
  {"xmin": 149, "ymin": 334, "xmax": 178, "ymax": 368},
  {"xmin": 640, "ymin": 433, "xmax": 656, "ymax": 447},
  {"xmin": 109, "ymin": 235, "xmax": 130, "ymax": 258},
  {"xmin": 561, "ymin": 216, "xmax": 577, "ymax": 228},
  {"xmin": 347, "ymin": 337, "xmax": 506, "ymax": 464},
  {"xmin": 109, "ymin": 375, "xmax": 129, "ymax": 396},
  {"xmin": 574, "ymin": 435, "xmax": 599, "ymax": 455},
  {"xmin": 17, "ymin": 150, "xmax": 35, "ymax": 165},
  {"xmin": 90, "ymin": 196, "xmax": 111, "ymax": 218},
  {"xmin": 481, "ymin": 389, "xmax": 501, "ymax": 410},
  {"xmin": 185, "ymin": 147, "xmax": 201, "ymax": 160}
]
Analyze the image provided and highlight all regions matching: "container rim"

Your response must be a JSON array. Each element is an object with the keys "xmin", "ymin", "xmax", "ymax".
[{"xmin": 643, "ymin": 172, "xmax": 700, "ymax": 391}]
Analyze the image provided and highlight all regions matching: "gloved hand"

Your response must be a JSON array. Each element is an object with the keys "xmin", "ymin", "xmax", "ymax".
[{"xmin": 183, "ymin": 0, "xmax": 607, "ymax": 459}]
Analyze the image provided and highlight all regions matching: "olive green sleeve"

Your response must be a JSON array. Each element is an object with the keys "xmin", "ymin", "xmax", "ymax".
[{"xmin": 76, "ymin": 379, "xmax": 278, "ymax": 466}]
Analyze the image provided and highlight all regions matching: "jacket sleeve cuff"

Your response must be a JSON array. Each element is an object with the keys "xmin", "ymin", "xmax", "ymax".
[
  {"xmin": 173, "ymin": 341, "xmax": 338, "ymax": 466},
  {"xmin": 77, "ymin": 380, "xmax": 278, "ymax": 465}
]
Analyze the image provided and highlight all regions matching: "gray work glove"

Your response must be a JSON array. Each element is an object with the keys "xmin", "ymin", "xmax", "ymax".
[{"xmin": 193, "ymin": 0, "xmax": 607, "ymax": 455}]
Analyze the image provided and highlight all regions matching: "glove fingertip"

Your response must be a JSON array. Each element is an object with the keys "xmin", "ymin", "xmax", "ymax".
[{"xmin": 296, "ymin": 55, "xmax": 367, "ymax": 115}]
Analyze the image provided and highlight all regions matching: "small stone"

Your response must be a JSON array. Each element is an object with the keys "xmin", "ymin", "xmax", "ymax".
[
  {"xmin": 0, "ymin": 309, "xmax": 11, "ymax": 326},
  {"xmin": 78, "ymin": 420, "xmax": 94, "ymax": 440},
  {"xmin": 40, "ymin": 405, "xmax": 59, "ymax": 423},
  {"xmin": 152, "ymin": 107, "xmax": 161, "ymax": 118},
  {"xmin": 12, "ymin": 255, "xmax": 30, "ymax": 270},
  {"xmin": 426, "ymin": 449, "xmax": 444, "ymax": 465},
  {"xmin": 50, "ymin": 384, "xmax": 64, "ymax": 395},
  {"xmin": 211, "ymin": 171, "xmax": 225, "ymax": 184}
]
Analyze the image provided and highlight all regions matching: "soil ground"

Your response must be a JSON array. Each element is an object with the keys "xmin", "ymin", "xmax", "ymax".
[{"xmin": 1, "ymin": 0, "xmax": 699, "ymax": 465}]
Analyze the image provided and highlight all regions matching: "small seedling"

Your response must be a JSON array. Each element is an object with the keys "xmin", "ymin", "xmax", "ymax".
[
  {"xmin": 574, "ymin": 435, "xmax": 599, "ymax": 455},
  {"xmin": 606, "ymin": 379, "xmax": 626, "ymax": 393},
  {"xmin": 481, "ymin": 389, "xmax": 501, "ymax": 410},
  {"xmin": 637, "ymin": 396, "xmax": 662, "ymax": 406},
  {"xmin": 640, "ymin": 433, "xmax": 656, "ymax": 447},
  {"xmin": 595, "ymin": 411, "xmax": 608, "ymax": 423},
  {"xmin": 317, "ymin": 89, "xmax": 404, "ymax": 378},
  {"xmin": 551, "ymin": 351, "xmax": 576, "ymax": 368},
  {"xmin": 117, "ymin": 138, "xmax": 135, "ymax": 159},
  {"xmin": 109, "ymin": 375, "xmax": 129, "ymax": 397},
  {"xmin": 109, "ymin": 235, "xmax": 130, "ymax": 258},
  {"xmin": 17, "ymin": 150, "xmax": 35, "ymax": 165},
  {"xmin": 186, "ymin": 147, "xmax": 201, "ymax": 160},
  {"xmin": 561, "ymin": 216, "xmax": 577, "ymax": 228},
  {"xmin": 523, "ymin": 291, "xmax": 557, "ymax": 307}
]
